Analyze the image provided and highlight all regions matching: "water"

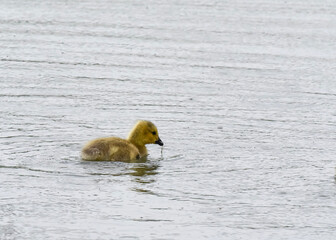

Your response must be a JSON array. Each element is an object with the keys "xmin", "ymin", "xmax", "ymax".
[{"xmin": 1, "ymin": 0, "xmax": 336, "ymax": 239}]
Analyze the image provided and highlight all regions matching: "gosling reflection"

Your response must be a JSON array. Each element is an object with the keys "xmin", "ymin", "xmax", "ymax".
[
  {"xmin": 128, "ymin": 161, "xmax": 159, "ymax": 195},
  {"xmin": 130, "ymin": 163, "xmax": 160, "ymax": 195},
  {"xmin": 130, "ymin": 163, "xmax": 159, "ymax": 177}
]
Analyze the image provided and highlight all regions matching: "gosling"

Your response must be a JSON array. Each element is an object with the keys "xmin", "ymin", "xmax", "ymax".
[{"xmin": 81, "ymin": 120, "xmax": 163, "ymax": 162}]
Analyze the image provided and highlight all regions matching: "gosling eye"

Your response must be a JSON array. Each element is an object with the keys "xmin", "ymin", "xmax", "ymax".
[{"xmin": 152, "ymin": 131, "xmax": 156, "ymax": 135}]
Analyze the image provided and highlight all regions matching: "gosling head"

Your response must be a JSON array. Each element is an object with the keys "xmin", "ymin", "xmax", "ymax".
[{"xmin": 128, "ymin": 120, "xmax": 163, "ymax": 146}]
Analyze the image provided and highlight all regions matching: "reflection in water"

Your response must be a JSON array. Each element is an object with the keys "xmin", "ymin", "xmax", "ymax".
[
  {"xmin": 130, "ymin": 163, "xmax": 159, "ymax": 177},
  {"xmin": 129, "ymin": 161, "xmax": 160, "ymax": 194},
  {"xmin": 132, "ymin": 187, "xmax": 158, "ymax": 195},
  {"xmin": 79, "ymin": 158, "xmax": 160, "ymax": 180}
]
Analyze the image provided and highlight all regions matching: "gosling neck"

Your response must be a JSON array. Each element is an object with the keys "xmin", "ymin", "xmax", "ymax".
[
  {"xmin": 128, "ymin": 138, "xmax": 148, "ymax": 156},
  {"xmin": 127, "ymin": 122, "xmax": 148, "ymax": 157}
]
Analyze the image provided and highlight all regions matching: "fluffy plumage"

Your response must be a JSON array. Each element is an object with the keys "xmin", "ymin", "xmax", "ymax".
[{"xmin": 81, "ymin": 120, "xmax": 163, "ymax": 162}]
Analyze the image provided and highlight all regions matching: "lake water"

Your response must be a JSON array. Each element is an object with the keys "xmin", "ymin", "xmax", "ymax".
[{"xmin": 1, "ymin": 0, "xmax": 336, "ymax": 239}]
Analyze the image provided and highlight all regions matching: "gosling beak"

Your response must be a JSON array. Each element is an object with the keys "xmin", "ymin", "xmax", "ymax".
[{"xmin": 155, "ymin": 137, "xmax": 164, "ymax": 146}]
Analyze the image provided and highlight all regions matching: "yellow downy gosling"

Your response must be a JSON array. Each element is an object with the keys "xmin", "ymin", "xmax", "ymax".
[{"xmin": 81, "ymin": 120, "xmax": 163, "ymax": 162}]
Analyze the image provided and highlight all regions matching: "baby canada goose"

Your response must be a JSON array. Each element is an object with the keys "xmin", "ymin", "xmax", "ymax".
[{"xmin": 81, "ymin": 120, "xmax": 163, "ymax": 162}]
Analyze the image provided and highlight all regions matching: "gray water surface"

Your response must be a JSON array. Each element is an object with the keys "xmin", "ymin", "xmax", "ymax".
[{"xmin": 1, "ymin": 0, "xmax": 336, "ymax": 239}]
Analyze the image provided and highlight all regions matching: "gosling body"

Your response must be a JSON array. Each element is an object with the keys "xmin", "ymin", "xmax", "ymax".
[{"xmin": 81, "ymin": 120, "xmax": 163, "ymax": 162}]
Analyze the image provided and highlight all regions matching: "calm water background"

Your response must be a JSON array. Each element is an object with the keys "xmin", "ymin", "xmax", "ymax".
[{"xmin": 1, "ymin": 0, "xmax": 336, "ymax": 239}]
